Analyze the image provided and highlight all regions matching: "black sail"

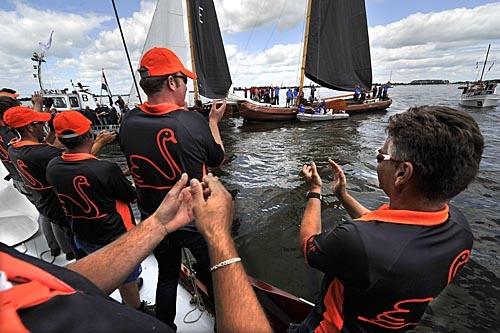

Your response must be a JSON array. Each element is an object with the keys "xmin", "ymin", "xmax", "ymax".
[
  {"xmin": 305, "ymin": 0, "xmax": 372, "ymax": 91},
  {"xmin": 188, "ymin": 0, "xmax": 232, "ymax": 99}
]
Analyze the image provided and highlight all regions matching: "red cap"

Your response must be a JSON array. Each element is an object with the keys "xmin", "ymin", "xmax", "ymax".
[
  {"xmin": 53, "ymin": 111, "xmax": 91, "ymax": 139},
  {"xmin": 0, "ymin": 88, "xmax": 19, "ymax": 99},
  {"xmin": 3, "ymin": 106, "xmax": 51, "ymax": 128},
  {"xmin": 139, "ymin": 47, "xmax": 196, "ymax": 79}
]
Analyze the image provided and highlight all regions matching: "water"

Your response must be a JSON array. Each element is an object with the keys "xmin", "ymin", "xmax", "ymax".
[{"xmin": 104, "ymin": 84, "xmax": 499, "ymax": 332}]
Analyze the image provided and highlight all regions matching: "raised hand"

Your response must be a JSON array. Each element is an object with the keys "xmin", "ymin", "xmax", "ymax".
[
  {"xmin": 328, "ymin": 159, "xmax": 347, "ymax": 197},
  {"xmin": 189, "ymin": 174, "xmax": 233, "ymax": 239},
  {"xmin": 31, "ymin": 91, "xmax": 44, "ymax": 112},
  {"xmin": 209, "ymin": 100, "xmax": 226, "ymax": 124},
  {"xmin": 95, "ymin": 130, "xmax": 116, "ymax": 145},
  {"xmin": 152, "ymin": 173, "xmax": 193, "ymax": 232},
  {"xmin": 301, "ymin": 161, "xmax": 322, "ymax": 192}
]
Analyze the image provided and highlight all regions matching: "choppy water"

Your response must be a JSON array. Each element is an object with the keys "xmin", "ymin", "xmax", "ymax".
[{"xmin": 104, "ymin": 84, "xmax": 499, "ymax": 332}]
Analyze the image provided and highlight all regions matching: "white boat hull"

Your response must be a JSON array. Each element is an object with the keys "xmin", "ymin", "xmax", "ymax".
[
  {"xmin": 297, "ymin": 112, "xmax": 349, "ymax": 122},
  {"xmin": 459, "ymin": 94, "xmax": 500, "ymax": 108}
]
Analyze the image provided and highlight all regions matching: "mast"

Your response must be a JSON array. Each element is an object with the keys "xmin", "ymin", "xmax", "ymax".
[
  {"xmin": 31, "ymin": 52, "xmax": 46, "ymax": 91},
  {"xmin": 111, "ymin": 0, "xmax": 142, "ymax": 104},
  {"xmin": 479, "ymin": 44, "xmax": 491, "ymax": 82},
  {"xmin": 297, "ymin": 0, "xmax": 313, "ymax": 106},
  {"xmin": 186, "ymin": 0, "xmax": 200, "ymax": 104}
]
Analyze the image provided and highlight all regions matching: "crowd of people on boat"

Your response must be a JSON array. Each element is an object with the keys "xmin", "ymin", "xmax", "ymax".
[
  {"xmin": 0, "ymin": 47, "xmax": 485, "ymax": 333},
  {"xmin": 353, "ymin": 82, "xmax": 391, "ymax": 103}
]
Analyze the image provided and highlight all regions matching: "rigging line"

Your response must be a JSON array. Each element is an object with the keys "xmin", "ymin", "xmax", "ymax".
[
  {"xmin": 232, "ymin": 1, "xmax": 268, "ymax": 80},
  {"xmin": 237, "ymin": 0, "xmax": 288, "ymax": 80},
  {"xmin": 111, "ymin": 0, "xmax": 142, "ymax": 104}
]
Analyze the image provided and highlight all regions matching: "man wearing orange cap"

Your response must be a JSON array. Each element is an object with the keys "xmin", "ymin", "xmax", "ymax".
[
  {"xmin": 3, "ymin": 106, "xmax": 115, "ymax": 260},
  {"xmin": 119, "ymin": 47, "xmax": 226, "ymax": 328},
  {"xmin": 45, "ymin": 110, "xmax": 153, "ymax": 314},
  {"xmin": 3, "ymin": 106, "xmax": 75, "ymax": 259}
]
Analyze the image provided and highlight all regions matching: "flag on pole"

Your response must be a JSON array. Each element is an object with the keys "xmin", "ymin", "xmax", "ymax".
[
  {"xmin": 38, "ymin": 31, "xmax": 54, "ymax": 54},
  {"xmin": 101, "ymin": 69, "xmax": 113, "ymax": 105}
]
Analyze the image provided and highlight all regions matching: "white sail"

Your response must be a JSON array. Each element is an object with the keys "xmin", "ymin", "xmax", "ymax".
[{"xmin": 128, "ymin": 0, "xmax": 189, "ymax": 106}]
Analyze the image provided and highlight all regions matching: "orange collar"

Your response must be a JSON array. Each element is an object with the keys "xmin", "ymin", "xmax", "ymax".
[
  {"xmin": 61, "ymin": 152, "xmax": 97, "ymax": 162},
  {"xmin": 11, "ymin": 140, "xmax": 44, "ymax": 148},
  {"xmin": 356, "ymin": 204, "xmax": 449, "ymax": 226},
  {"xmin": 138, "ymin": 102, "xmax": 183, "ymax": 116}
]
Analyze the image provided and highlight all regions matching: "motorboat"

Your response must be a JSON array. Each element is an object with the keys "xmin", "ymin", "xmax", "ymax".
[{"xmin": 297, "ymin": 110, "xmax": 349, "ymax": 122}]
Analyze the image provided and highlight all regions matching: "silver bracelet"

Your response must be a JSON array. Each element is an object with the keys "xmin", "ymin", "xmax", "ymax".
[{"xmin": 210, "ymin": 257, "xmax": 242, "ymax": 272}]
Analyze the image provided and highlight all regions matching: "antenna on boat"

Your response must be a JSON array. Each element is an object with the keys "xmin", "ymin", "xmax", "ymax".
[
  {"xmin": 31, "ymin": 52, "xmax": 46, "ymax": 91},
  {"xmin": 479, "ymin": 44, "xmax": 491, "ymax": 82},
  {"xmin": 110, "ymin": 0, "xmax": 142, "ymax": 104},
  {"xmin": 186, "ymin": 0, "xmax": 200, "ymax": 105},
  {"xmin": 297, "ymin": 0, "xmax": 313, "ymax": 106}
]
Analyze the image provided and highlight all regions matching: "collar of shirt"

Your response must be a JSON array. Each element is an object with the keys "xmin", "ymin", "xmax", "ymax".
[
  {"xmin": 356, "ymin": 203, "xmax": 449, "ymax": 226},
  {"xmin": 138, "ymin": 102, "xmax": 183, "ymax": 116},
  {"xmin": 61, "ymin": 152, "xmax": 97, "ymax": 162}
]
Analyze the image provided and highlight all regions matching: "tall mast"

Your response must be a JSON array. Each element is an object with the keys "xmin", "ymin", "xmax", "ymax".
[
  {"xmin": 297, "ymin": 0, "xmax": 313, "ymax": 106},
  {"xmin": 479, "ymin": 43, "xmax": 491, "ymax": 82},
  {"xmin": 186, "ymin": 0, "xmax": 200, "ymax": 104}
]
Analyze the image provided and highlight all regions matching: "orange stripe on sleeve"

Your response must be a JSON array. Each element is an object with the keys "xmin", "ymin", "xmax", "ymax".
[{"xmin": 115, "ymin": 201, "xmax": 135, "ymax": 231}]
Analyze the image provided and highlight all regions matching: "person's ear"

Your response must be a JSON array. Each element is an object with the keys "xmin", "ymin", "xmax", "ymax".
[{"xmin": 394, "ymin": 161, "xmax": 413, "ymax": 187}]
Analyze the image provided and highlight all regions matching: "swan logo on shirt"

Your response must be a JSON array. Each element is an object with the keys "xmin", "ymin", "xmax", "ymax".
[
  {"xmin": 16, "ymin": 159, "xmax": 51, "ymax": 190},
  {"xmin": 57, "ymin": 175, "xmax": 107, "ymax": 220},
  {"xmin": 129, "ymin": 128, "xmax": 182, "ymax": 189}
]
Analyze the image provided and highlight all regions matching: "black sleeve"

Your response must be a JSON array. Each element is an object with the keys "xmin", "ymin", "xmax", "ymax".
[
  {"xmin": 182, "ymin": 112, "xmax": 225, "ymax": 168},
  {"xmin": 305, "ymin": 222, "xmax": 362, "ymax": 277},
  {"xmin": 42, "ymin": 146, "xmax": 63, "ymax": 168},
  {"xmin": 105, "ymin": 163, "xmax": 137, "ymax": 202}
]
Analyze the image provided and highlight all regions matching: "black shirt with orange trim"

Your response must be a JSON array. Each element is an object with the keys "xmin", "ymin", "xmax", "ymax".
[
  {"xmin": 119, "ymin": 103, "xmax": 224, "ymax": 218},
  {"xmin": 304, "ymin": 204, "xmax": 473, "ymax": 332},
  {"xmin": 0, "ymin": 126, "xmax": 22, "ymax": 181},
  {"xmin": 8, "ymin": 141, "xmax": 67, "ymax": 222},
  {"xmin": 0, "ymin": 242, "xmax": 173, "ymax": 333},
  {"xmin": 46, "ymin": 153, "xmax": 137, "ymax": 246}
]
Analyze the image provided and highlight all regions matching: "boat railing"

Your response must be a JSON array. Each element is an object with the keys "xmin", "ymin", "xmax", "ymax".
[{"xmin": 91, "ymin": 124, "xmax": 120, "ymax": 133}]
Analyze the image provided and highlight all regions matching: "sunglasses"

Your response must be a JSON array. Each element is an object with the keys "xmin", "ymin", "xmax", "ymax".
[
  {"xmin": 376, "ymin": 150, "xmax": 403, "ymax": 163},
  {"xmin": 170, "ymin": 75, "xmax": 188, "ymax": 84}
]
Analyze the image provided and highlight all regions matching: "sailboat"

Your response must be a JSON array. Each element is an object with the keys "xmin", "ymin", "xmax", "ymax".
[
  {"xmin": 238, "ymin": 0, "xmax": 392, "ymax": 122},
  {"xmin": 458, "ymin": 44, "xmax": 499, "ymax": 108},
  {"xmin": 127, "ymin": 0, "xmax": 232, "ymax": 110}
]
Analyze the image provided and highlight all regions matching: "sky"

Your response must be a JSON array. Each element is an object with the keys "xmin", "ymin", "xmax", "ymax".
[{"xmin": 0, "ymin": 0, "xmax": 499, "ymax": 97}]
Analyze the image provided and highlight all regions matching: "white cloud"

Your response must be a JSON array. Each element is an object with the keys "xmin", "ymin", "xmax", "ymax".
[
  {"xmin": 369, "ymin": 3, "xmax": 500, "ymax": 82},
  {"xmin": 214, "ymin": 0, "xmax": 306, "ymax": 34}
]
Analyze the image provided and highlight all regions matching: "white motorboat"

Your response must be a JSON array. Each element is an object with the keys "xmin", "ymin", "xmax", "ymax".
[
  {"xmin": 458, "ymin": 81, "xmax": 499, "ymax": 108},
  {"xmin": 297, "ymin": 110, "xmax": 349, "ymax": 122},
  {"xmin": 459, "ymin": 44, "xmax": 500, "ymax": 108}
]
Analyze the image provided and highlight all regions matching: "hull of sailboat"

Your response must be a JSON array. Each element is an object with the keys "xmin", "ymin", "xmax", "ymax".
[
  {"xmin": 341, "ymin": 98, "xmax": 392, "ymax": 114},
  {"xmin": 238, "ymin": 101, "xmax": 298, "ymax": 121},
  {"xmin": 297, "ymin": 112, "xmax": 349, "ymax": 122},
  {"xmin": 459, "ymin": 94, "xmax": 500, "ymax": 108}
]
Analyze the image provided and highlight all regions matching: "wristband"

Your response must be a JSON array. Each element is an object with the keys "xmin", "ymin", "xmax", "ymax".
[
  {"xmin": 306, "ymin": 191, "xmax": 322, "ymax": 201},
  {"xmin": 210, "ymin": 257, "xmax": 241, "ymax": 272}
]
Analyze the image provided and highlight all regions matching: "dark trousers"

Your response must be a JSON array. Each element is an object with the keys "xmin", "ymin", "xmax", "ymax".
[{"xmin": 153, "ymin": 228, "xmax": 213, "ymax": 330}]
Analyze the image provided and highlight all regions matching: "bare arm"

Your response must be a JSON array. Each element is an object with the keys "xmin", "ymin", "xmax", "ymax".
[
  {"xmin": 208, "ymin": 100, "xmax": 226, "ymax": 152},
  {"xmin": 328, "ymin": 159, "xmax": 370, "ymax": 219},
  {"xmin": 299, "ymin": 162, "xmax": 323, "ymax": 254},
  {"xmin": 190, "ymin": 175, "xmax": 272, "ymax": 333},
  {"xmin": 90, "ymin": 131, "xmax": 116, "ymax": 156},
  {"xmin": 67, "ymin": 174, "xmax": 192, "ymax": 294}
]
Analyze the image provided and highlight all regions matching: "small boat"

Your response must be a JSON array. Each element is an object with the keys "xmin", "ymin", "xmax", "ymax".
[
  {"xmin": 297, "ymin": 111, "xmax": 349, "ymax": 122},
  {"xmin": 459, "ymin": 44, "xmax": 500, "ymax": 108},
  {"xmin": 238, "ymin": 100, "xmax": 298, "ymax": 121},
  {"xmin": 330, "ymin": 98, "xmax": 393, "ymax": 114}
]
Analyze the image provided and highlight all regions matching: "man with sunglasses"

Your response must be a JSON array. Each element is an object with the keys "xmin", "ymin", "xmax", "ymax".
[
  {"xmin": 295, "ymin": 106, "xmax": 484, "ymax": 332},
  {"xmin": 3, "ymin": 106, "xmax": 116, "ymax": 261},
  {"xmin": 119, "ymin": 47, "xmax": 226, "ymax": 329}
]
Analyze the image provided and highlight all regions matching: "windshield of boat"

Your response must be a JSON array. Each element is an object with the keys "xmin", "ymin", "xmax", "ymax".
[
  {"xmin": 69, "ymin": 96, "xmax": 80, "ymax": 108},
  {"xmin": 53, "ymin": 97, "xmax": 67, "ymax": 108}
]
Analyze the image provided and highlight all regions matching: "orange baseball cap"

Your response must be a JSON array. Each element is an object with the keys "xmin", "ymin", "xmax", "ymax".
[
  {"xmin": 0, "ymin": 88, "xmax": 19, "ymax": 99},
  {"xmin": 139, "ymin": 47, "xmax": 197, "ymax": 79},
  {"xmin": 53, "ymin": 111, "xmax": 91, "ymax": 139},
  {"xmin": 3, "ymin": 106, "xmax": 51, "ymax": 129}
]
